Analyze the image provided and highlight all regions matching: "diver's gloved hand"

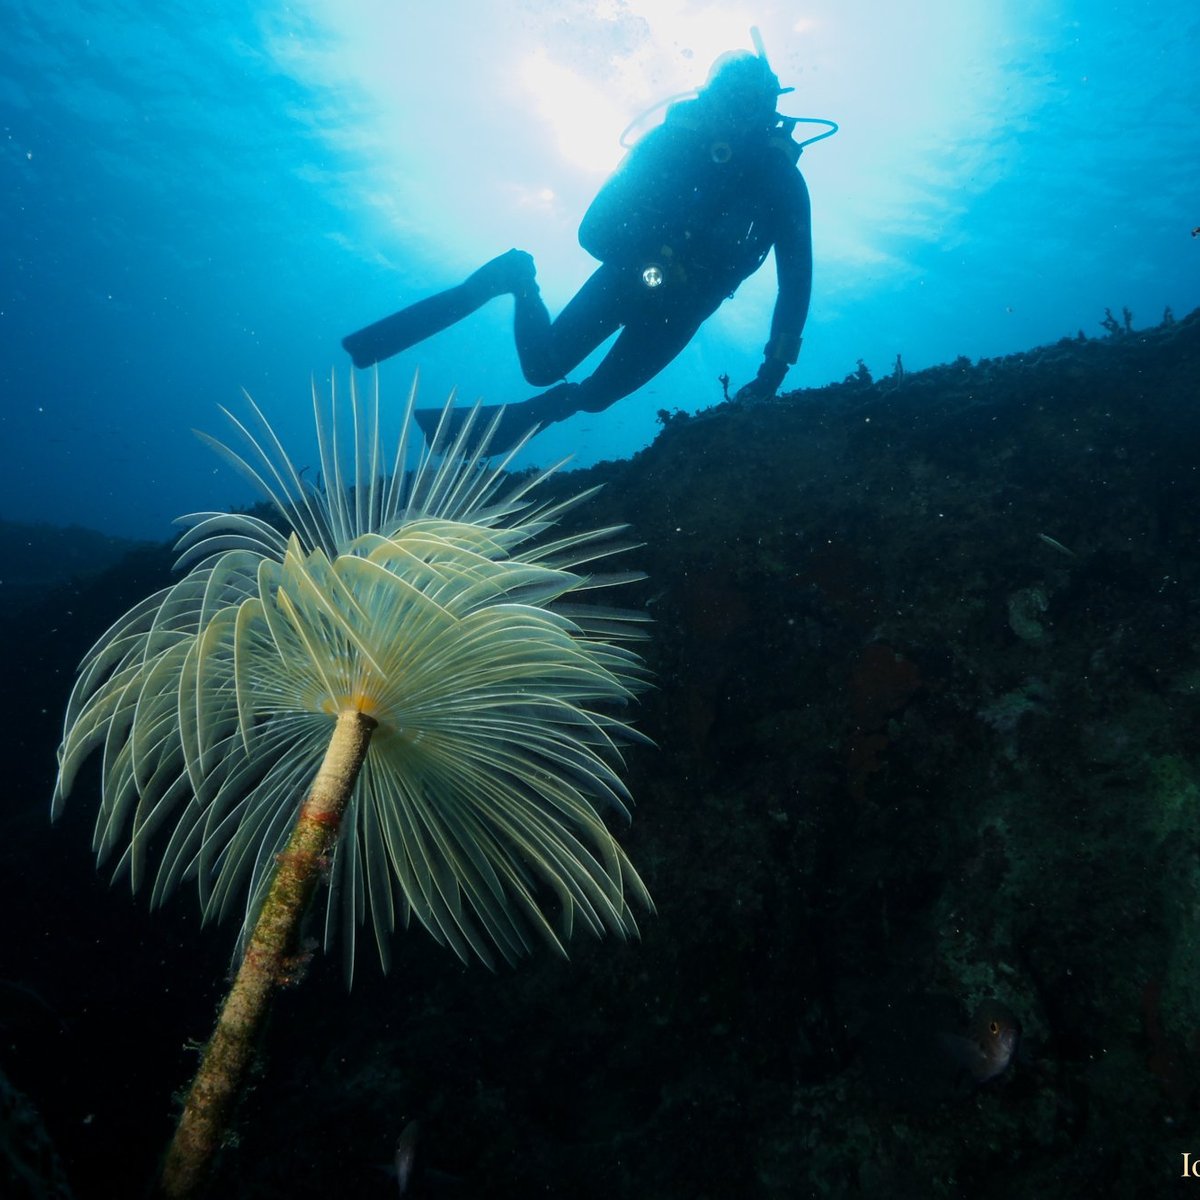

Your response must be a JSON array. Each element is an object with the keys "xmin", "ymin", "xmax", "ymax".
[{"xmin": 733, "ymin": 357, "xmax": 789, "ymax": 402}]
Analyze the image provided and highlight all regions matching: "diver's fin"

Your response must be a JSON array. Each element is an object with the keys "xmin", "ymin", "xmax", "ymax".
[
  {"xmin": 412, "ymin": 403, "xmax": 467, "ymax": 447},
  {"xmin": 343, "ymin": 312, "xmax": 407, "ymax": 369},
  {"xmin": 413, "ymin": 403, "xmax": 512, "ymax": 454},
  {"xmin": 342, "ymin": 299, "xmax": 462, "ymax": 370},
  {"xmin": 412, "ymin": 401, "xmax": 536, "ymax": 457},
  {"xmin": 343, "ymin": 251, "xmax": 538, "ymax": 369},
  {"xmin": 412, "ymin": 383, "xmax": 581, "ymax": 456}
]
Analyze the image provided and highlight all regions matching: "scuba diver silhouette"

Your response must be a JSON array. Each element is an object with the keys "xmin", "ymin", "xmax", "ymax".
[{"xmin": 342, "ymin": 45, "xmax": 818, "ymax": 453}]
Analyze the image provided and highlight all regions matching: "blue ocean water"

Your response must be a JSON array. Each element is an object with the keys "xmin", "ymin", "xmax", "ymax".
[
  {"xmin": 6, "ymin": 6, "xmax": 1200, "ymax": 1195},
  {"xmin": 2, "ymin": 0, "xmax": 1197, "ymax": 539}
]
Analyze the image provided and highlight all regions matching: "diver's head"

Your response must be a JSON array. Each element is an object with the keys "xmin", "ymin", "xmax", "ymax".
[{"xmin": 700, "ymin": 50, "xmax": 785, "ymax": 130}]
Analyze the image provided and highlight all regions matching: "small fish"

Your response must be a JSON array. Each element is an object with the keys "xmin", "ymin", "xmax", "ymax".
[
  {"xmin": 859, "ymin": 992, "xmax": 1022, "ymax": 1108},
  {"xmin": 395, "ymin": 1120, "xmax": 420, "ymax": 1197},
  {"xmin": 939, "ymin": 999, "xmax": 1022, "ymax": 1083},
  {"xmin": 1037, "ymin": 532, "xmax": 1076, "ymax": 557}
]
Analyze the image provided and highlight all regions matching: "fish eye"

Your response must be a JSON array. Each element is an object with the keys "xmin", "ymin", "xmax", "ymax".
[{"xmin": 989, "ymin": 1020, "xmax": 1001, "ymax": 1037}]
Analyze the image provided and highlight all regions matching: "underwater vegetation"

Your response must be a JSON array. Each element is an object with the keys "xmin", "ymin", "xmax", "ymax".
[{"xmin": 49, "ymin": 380, "xmax": 651, "ymax": 1194}]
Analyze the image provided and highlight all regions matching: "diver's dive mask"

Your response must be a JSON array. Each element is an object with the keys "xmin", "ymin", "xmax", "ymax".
[
  {"xmin": 618, "ymin": 26, "xmax": 838, "ymax": 155},
  {"xmin": 701, "ymin": 49, "xmax": 788, "ymax": 131}
]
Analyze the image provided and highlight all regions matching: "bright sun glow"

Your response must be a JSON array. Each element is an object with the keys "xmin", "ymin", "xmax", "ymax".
[
  {"xmin": 520, "ymin": 48, "xmax": 626, "ymax": 174},
  {"xmin": 282, "ymin": 0, "xmax": 1020, "ymax": 286}
]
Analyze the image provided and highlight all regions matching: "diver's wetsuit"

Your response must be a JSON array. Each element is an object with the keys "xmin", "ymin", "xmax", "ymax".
[
  {"xmin": 343, "ymin": 97, "xmax": 812, "ymax": 450},
  {"xmin": 558, "ymin": 97, "xmax": 813, "ymax": 409}
]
